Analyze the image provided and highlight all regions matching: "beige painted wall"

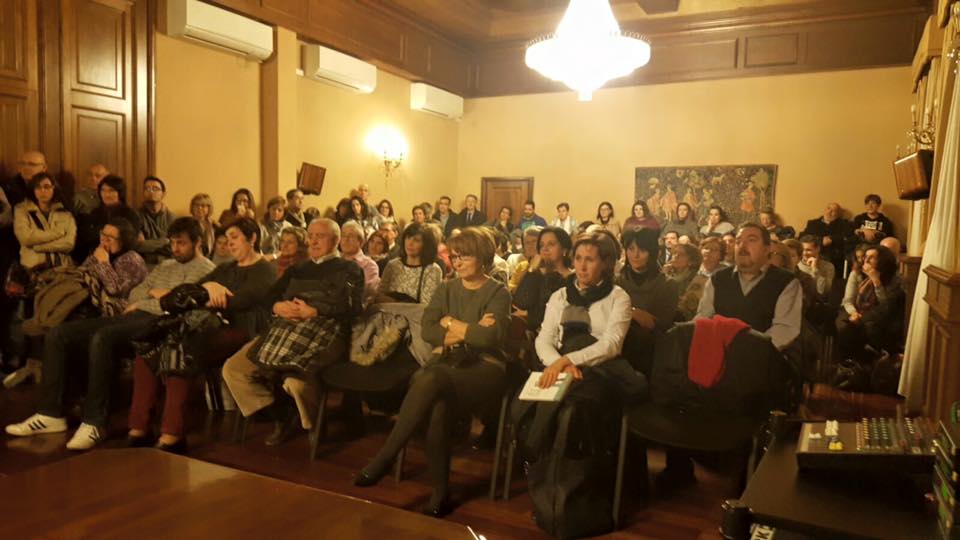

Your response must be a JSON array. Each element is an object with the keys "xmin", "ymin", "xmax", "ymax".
[
  {"xmin": 296, "ymin": 69, "xmax": 460, "ymax": 218},
  {"xmin": 457, "ymin": 67, "xmax": 913, "ymax": 240},
  {"xmin": 155, "ymin": 33, "xmax": 262, "ymax": 217}
]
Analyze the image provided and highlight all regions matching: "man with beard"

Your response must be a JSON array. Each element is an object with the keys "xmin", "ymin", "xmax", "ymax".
[{"xmin": 5, "ymin": 217, "xmax": 215, "ymax": 449}]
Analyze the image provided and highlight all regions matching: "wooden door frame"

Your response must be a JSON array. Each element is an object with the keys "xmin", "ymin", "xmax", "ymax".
[{"xmin": 480, "ymin": 176, "xmax": 534, "ymax": 217}]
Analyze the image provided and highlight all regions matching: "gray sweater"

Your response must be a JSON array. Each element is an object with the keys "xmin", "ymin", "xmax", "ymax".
[{"xmin": 421, "ymin": 278, "xmax": 511, "ymax": 353}]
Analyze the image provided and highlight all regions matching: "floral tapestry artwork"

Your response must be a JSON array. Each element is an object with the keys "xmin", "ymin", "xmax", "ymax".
[{"xmin": 634, "ymin": 164, "xmax": 778, "ymax": 226}]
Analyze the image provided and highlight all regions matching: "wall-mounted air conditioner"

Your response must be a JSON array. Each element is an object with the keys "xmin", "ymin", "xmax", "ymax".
[
  {"xmin": 166, "ymin": 0, "xmax": 273, "ymax": 62},
  {"xmin": 302, "ymin": 45, "xmax": 377, "ymax": 94},
  {"xmin": 410, "ymin": 83, "xmax": 463, "ymax": 121}
]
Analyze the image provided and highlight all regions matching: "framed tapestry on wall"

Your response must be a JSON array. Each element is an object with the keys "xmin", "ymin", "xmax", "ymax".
[{"xmin": 634, "ymin": 164, "xmax": 778, "ymax": 226}]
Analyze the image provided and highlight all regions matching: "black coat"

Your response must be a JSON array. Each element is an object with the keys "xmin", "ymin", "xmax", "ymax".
[{"xmin": 457, "ymin": 209, "xmax": 487, "ymax": 229}]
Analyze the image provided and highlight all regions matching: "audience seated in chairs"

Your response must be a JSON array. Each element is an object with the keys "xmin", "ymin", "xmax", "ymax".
[
  {"xmin": 378, "ymin": 222, "xmax": 442, "ymax": 305},
  {"xmin": 354, "ymin": 227, "xmax": 511, "ymax": 518},
  {"xmin": 189, "ymin": 193, "xmax": 218, "ymax": 257},
  {"xmin": 512, "ymin": 226, "xmax": 573, "ymax": 333},
  {"xmin": 340, "ymin": 220, "xmax": 380, "ymax": 306},
  {"xmin": 5, "ymin": 216, "xmax": 149, "ymax": 449},
  {"xmin": 73, "ymin": 175, "xmax": 142, "ymax": 262},
  {"xmin": 594, "ymin": 201, "xmax": 622, "ymax": 239},
  {"xmin": 129, "ymin": 217, "xmax": 274, "ymax": 453},
  {"xmin": 651, "ymin": 223, "xmax": 803, "ymax": 491},
  {"xmin": 836, "ymin": 244, "xmax": 905, "ymax": 363},
  {"xmin": 218, "ymin": 188, "xmax": 256, "ymax": 228},
  {"xmin": 676, "ymin": 237, "xmax": 726, "ymax": 321},
  {"xmin": 283, "ymin": 188, "xmax": 310, "ymax": 229},
  {"xmin": 616, "ymin": 228, "xmax": 678, "ymax": 375},
  {"xmin": 507, "ymin": 226, "xmax": 543, "ymax": 293},
  {"xmin": 222, "ymin": 218, "xmax": 363, "ymax": 446},
  {"xmin": 660, "ymin": 202, "xmax": 698, "ymax": 243},
  {"xmin": 136, "ymin": 176, "xmax": 176, "ymax": 265},
  {"xmin": 260, "ymin": 196, "xmax": 289, "ymax": 260},
  {"xmin": 797, "ymin": 234, "xmax": 835, "ymax": 296},
  {"xmin": 3, "ymin": 173, "xmax": 77, "ymax": 388},
  {"xmin": 663, "ymin": 243, "xmax": 700, "ymax": 296},
  {"xmin": 700, "ymin": 205, "xmax": 735, "ymax": 238}
]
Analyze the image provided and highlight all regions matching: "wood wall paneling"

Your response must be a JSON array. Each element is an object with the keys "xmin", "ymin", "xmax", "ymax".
[
  {"xmin": 471, "ymin": 4, "xmax": 928, "ymax": 96},
  {"xmin": 61, "ymin": 0, "xmax": 135, "ymax": 187},
  {"xmin": 743, "ymin": 33, "xmax": 800, "ymax": 68},
  {"xmin": 922, "ymin": 265, "xmax": 960, "ymax": 419},
  {"xmin": 0, "ymin": 0, "xmax": 39, "ymax": 178}
]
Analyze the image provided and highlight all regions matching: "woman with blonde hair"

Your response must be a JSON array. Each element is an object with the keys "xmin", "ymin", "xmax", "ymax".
[{"xmin": 190, "ymin": 193, "xmax": 217, "ymax": 257}]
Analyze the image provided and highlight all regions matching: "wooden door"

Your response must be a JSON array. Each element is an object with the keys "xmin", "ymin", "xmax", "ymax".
[
  {"xmin": 59, "ymin": 0, "xmax": 151, "ymax": 201},
  {"xmin": 481, "ymin": 177, "xmax": 533, "ymax": 225},
  {"xmin": 0, "ymin": 0, "xmax": 39, "ymax": 179}
]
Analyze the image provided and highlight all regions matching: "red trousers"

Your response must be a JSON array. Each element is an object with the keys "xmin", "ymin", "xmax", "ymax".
[{"xmin": 127, "ymin": 327, "xmax": 249, "ymax": 436}]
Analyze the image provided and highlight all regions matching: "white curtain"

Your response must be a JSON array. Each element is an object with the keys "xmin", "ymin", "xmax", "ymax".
[{"xmin": 899, "ymin": 67, "xmax": 960, "ymax": 411}]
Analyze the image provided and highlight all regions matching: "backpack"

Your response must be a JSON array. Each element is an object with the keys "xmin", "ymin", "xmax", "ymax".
[{"xmin": 527, "ymin": 392, "xmax": 619, "ymax": 540}]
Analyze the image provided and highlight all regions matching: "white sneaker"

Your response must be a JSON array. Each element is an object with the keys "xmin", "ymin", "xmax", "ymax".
[
  {"xmin": 5, "ymin": 414, "xmax": 68, "ymax": 436},
  {"xmin": 65, "ymin": 423, "xmax": 103, "ymax": 450}
]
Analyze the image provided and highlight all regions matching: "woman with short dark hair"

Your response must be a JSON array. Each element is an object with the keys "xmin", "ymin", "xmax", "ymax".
[
  {"xmin": 355, "ymin": 227, "xmax": 511, "ymax": 517},
  {"xmin": 513, "ymin": 226, "xmax": 572, "ymax": 332},
  {"xmin": 617, "ymin": 228, "xmax": 678, "ymax": 374},
  {"xmin": 73, "ymin": 175, "xmax": 141, "ymax": 262},
  {"xmin": 378, "ymin": 222, "xmax": 442, "ymax": 304}
]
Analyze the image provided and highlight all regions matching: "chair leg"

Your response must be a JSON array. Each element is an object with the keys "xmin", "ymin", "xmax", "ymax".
[
  {"xmin": 233, "ymin": 412, "xmax": 248, "ymax": 444},
  {"xmin": 637, "ymin": 441, "xmax": 649, "ymax": 507},
  {"xmin": 394, "ymin": 444, "xmax": 406, "ymax": 483},
  {"xmin": 612, "ymin": 412, "xmax": 629, "ymax": 529},
  {"xmin": 206, "ymin": 371, "xmax": 224, "ymax": 412},
  {"xmin": 310, "ymin": 387, "xmax": 328, "ymax": 461},
  {"xmin": 489, "ymin": 393, "xmax": 510, "ymax": 500},
  {"xmin": 503, "ymin": 437, "xmax": 517, "ymax": 501}
]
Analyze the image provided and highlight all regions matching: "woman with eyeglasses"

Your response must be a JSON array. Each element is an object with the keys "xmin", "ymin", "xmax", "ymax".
[
  {"xmin": 73, "ymin": 175, "xmax": 142, "ymax": 263},
  {"xmin": 219, "ymin": 189, "xmax": 257, "ymax": 228},
  {"xmin": 190, "ymin": 193, "xmax": 218, "ymax": 257},
  {"xmin": 14, "ymin": 173, "xmax": 76, "ymax": 271},
  {"xmin": 355, "ymin": 227, "xmax": 511, "ymax": 518},
  {"xmin": 2, "ymin": 173, "xmax": 77, "ymax": 388}
]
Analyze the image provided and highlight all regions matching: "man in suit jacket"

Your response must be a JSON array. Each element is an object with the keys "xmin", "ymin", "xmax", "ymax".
[{"xmin": 457, "ymin": 194, "xmax": 486, "ymax": 229}]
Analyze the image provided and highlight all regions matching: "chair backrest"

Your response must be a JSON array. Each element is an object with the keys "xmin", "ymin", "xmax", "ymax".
[{"xmin": 650, "ymin": 321, "xmax": 788, "ymax": 420}]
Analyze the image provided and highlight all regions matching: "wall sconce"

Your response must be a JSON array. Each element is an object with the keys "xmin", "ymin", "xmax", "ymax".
[
  {"xmin": 906, "ymin": 100, "xmax": 937, "ymax": 152},
  {"xmin": 364, "ymin": 126, "xmax": 408, "ymax": 178}
]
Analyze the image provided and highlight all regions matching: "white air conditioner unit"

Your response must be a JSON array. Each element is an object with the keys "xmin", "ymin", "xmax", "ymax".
[
  {"xmin": 302, "ymin": 45, "xmax": 377, "ymax": 94},
  {"xmin": 166, "ymin": 0, "xmax": 273, "ymax": 62},
  {"xmin": 410, "ymin": 83, "xmax": 463, "ymax": 121}
]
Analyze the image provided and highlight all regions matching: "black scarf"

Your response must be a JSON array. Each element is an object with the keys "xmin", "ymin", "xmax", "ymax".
[
  {"xmin": 564, "ymin": 273, "xmax": 614, "ymax": 308},
  {"xmin": 619, "ymin": 262, "xmax": 659, "ymax": 289}
]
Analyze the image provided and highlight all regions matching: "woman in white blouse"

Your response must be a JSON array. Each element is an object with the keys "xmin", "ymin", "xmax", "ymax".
[{"xmin": 535, "ymin": 232, "xmax": 635, "ymax": 389}]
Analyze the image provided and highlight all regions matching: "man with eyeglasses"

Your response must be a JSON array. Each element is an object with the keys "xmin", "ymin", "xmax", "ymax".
[{"xmin": 136, "ymin": 176, "xmax": 177, "ymax": 265}]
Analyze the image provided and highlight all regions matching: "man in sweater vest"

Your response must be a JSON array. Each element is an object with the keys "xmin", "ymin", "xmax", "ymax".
[
  {"xmin": 655, "ymin": 223, "xmax": 803, "ymax": 494},
  {"xmin": 696, "ymin": 222, "xmax": 802, "ymax": 350}
]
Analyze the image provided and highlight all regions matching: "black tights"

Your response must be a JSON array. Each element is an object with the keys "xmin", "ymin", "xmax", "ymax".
[{"xmin": 363, "ymin": 360, "xmax": 504, "ymax": 505}]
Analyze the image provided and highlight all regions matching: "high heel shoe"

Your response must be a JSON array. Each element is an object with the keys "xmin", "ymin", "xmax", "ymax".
[
  {"xmin": 124, "ymin": 433, "xmax": 153, "ymax": 448},
  {"xmin": 352, "ymin": 466, "xmax": 387, "ymax": 487},
  {"xmin": 154, "ymin": 438, "xmax": 188, "ymax": 455},
  {"xmin": 421, "ymin": 497, "xmax": 455, "ymax": 518}
]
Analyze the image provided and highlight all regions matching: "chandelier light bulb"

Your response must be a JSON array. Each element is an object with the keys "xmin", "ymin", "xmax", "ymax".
[{"xmin": 525, "ymin": 0, "xmax": 651, "ymax": 101}]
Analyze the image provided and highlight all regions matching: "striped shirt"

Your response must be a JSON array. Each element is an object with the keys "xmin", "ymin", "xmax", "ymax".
[{"xmin": 127, "ymin": 255, "xmax": 216, "ymax": 315}]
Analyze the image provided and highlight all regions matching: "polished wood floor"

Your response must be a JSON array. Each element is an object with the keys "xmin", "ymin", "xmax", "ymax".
[{"xmin": 0, "ymin": 382, "xmax": 732, "ymax": 540}]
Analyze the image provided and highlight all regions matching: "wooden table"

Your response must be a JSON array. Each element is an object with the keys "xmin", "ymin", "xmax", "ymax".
[{"xmin": 0, "ymin": 448, "xmax": 477, "ymax": 539}]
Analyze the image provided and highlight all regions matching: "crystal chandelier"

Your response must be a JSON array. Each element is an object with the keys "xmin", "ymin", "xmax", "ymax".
[{"xmin": 525, "ymin": 0, "xmax": 651, "ymax": 101}]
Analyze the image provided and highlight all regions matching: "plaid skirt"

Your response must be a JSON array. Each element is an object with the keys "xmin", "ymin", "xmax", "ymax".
[{"xmin": 247, "ymin": 316, "xmax": 345, "ymax": 375}]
